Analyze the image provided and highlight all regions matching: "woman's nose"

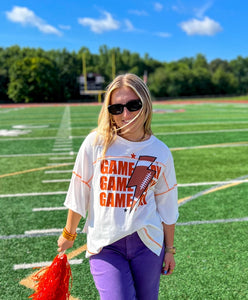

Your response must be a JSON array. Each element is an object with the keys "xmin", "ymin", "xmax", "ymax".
[{"xmin": 123, "ymin": 107, "xmax": 131, "ymax": 117}]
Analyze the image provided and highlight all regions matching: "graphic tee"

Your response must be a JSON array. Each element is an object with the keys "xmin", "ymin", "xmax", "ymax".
[{"xmin": 64, "ymin": 132, "xmax": 178, "ymax": 257}]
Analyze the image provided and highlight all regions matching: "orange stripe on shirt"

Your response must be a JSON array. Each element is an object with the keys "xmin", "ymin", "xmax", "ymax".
[
  {"xmin": 154, "ymin": 184, "xmax": 177, "ymax": 196},
  {"xmin": 143, "ymin": 228, "xmax": 162, "ymax": 249},
  {"xmin": 73, "ymin": 171, "xmax": 91, "ymax": 189},
  {"xmin": 162, "ymin": 173, "xmax": 170, "ymax": 190}
]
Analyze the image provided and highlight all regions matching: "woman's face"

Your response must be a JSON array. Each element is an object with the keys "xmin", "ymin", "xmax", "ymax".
[{"xmin": 110, "ymin": 86, "xmax": 145, "ymax": 141}]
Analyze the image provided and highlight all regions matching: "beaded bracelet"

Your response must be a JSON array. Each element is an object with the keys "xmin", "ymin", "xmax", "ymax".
[{"xmin": 62, "ymin": 227, "xmax": 77, "ymax": 241}]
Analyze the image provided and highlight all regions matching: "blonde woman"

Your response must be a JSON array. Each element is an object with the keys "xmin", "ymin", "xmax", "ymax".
[{"xmin": 58, "ymin": 73, "xmax": 178, "ymax": 300}]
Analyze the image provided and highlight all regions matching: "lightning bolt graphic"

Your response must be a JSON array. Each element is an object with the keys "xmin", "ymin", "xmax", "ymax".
[{"xmin": 127, "ymin": 155, "xmax": 156, "ymax": 212}]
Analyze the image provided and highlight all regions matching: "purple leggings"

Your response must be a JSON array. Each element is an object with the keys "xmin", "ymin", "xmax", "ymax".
[{"xmin": 89, "ymin": 232, "xmax": 165, "ymax": 300}]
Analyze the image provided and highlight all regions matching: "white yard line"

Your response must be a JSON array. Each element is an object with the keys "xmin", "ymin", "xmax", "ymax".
[
  {"xmin": 46, "ymin": 163, "xmax": 72, "ymax": 166},
  {"xmin": 0, "ymin": 153, "xmax": 75, "ymax": 158},
  {"xmin": 177, "ymin": 217, "xmax": 248, "ymax": 226},
  {"xmin": 33, "ymin": 206, "xmax": 66, "ymax": 212},
  {"xmin": 152, "ymin": 120, "xmax": 248, "ymax": 127},
  {"xmin": 13, "ymin": 259, "xmax": 83, "ymax": 270},
  {"xmin": 156, "ymin": 128, "xmax": 248, "ymax": 136},
  {"xmin": 0, "ymin": 227, "xmax": 80, "ymax": 240},
  {"xmin": 25, "ymin": 228, "xmax": 63, "ymax": 235},
  {"xmin": 0, "ymin": 191, "xmax": 67, "ymax": 198},
  {"xmin": 178, "ymin": 179, "xmax": 248, "ymax": 187},
  {"xmin": 52, "ymin": 148, "xmax": 72, "ymax": 151},
  {"xmin": 42, "ymin": 179, "xmax": 70, "ymax": 183},
  {"xmin": 49, "ymin": 157, "xmax": 74, "ymax": 160},
  {"xmin": 45, "ymin": 170, "xmax": 72, "ymax": 174},
  {"xmin": 171, "ymin": 142, "xmax": 248, "ymax": 151}
]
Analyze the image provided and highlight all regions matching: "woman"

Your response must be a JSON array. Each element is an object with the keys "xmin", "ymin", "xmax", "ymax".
[{"xmin": 58, "ymin": 73, "xmax": 179, "ymax": 300}]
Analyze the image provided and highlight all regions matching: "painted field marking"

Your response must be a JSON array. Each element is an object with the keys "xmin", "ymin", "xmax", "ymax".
[
  {"xmin": 42, "ymin": 179, "xmax": 70, "ymax": 183},
  {"xmin": 25, "ymin": 228, "xmax": 67, "ymax": 235},
  {"xmin": 14, "ymin": 259, "xmax": 83, "ymax": 270},
  {"xmin": 12, "ymin": 125, "xmax": 49, "ymax": 129},
  {"xmin": 0, "ymin": 152, "xmax": 75, "ymax": 158},
  {"xmin": 0, "ymin": 227, "xmax": 81, "ymax": 240},
  {"xmin": 178, "ymin": 174, "xmax": 248, "ymax": 206},
  {"xmin": 178, "ymin": 179, "xmax": 248, "ymax": 187},
  {"xmin": 0, "ymin": 163, "xmax": 74, "ymax": 179},
  {"xmin": 53, "ymin": 148, "xmax": 72, "ymax": 151},
  {"xmin": 46, "ymin": 163, "xmax": 72, "ymax": 166},
  {"xmin": 0, "ymin": 129, "xmax": 31, "ymax": 137},
  {"xmin": 49, "ymin": 157, "xmax": 74, "ymax": 160},
  {"xmin": 53, "ymin": 145, "xmax": 73, "ymax": 148},
  {"xmin": 152, "ymin": 120, "xmax": 248, "ymax": 127},
  {"xmin": 0, "ymin": 191, "xmax": 67, "ymax": 198},
  {"xmin": 45, "ymin": 170, "xmax": 73, "ymax": 174},
  {"xmin": 177, "ymin": 217, "xmax": 248, "ymax": 226},
  {"xmin": 33, "ymin": 206, "xmax": 66, "ymax": 212},
  {"xmin": 171, "ymin": 141, "xmax": 248, "ymax": 151},
  {"xmin": 156, "ymin": 128, "xmax": 248, "ymax": 136}
]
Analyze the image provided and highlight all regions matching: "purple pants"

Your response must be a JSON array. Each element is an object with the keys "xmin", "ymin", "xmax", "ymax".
[{"xmin": 89, "ymin": 232, "xmax": 165, "ymax": 300}]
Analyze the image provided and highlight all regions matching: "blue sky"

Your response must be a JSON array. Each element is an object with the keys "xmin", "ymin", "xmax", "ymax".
[{"xmin": 1, "ymin": 1, "xmax": 247, "ymax": 62}]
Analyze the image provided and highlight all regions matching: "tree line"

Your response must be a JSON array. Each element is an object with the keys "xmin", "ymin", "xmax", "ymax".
[{"xmin": 0, "ymin": 45, "xmax": 248, "ymax": 103}]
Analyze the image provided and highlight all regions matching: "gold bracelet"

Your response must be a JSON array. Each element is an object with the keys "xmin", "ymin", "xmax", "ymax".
[
  {"xmin": 62, "ymin": 227, "xmax": 77, "ymax": 241},
  {"xmin": 165, "ymin": 246, "xmax": 176, "ymax": 254}
]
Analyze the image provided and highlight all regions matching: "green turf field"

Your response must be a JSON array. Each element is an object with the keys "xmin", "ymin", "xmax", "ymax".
[{"xmin": 0, "ymin": 101, "xmax": 248, "ymax": 299}]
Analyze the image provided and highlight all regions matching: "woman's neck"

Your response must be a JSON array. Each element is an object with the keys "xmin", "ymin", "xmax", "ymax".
[{"xmin": 120, "ymin": 131, "xmax": 150, "ymax": 142}]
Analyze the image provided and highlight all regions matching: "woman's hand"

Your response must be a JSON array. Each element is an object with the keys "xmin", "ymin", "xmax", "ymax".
[
  {"xmin": 162, "ymin": 252, "xmax": 176, "ymax": 275},
  {"xmin": 57, "ymin": 234, "xmax": 74, "ymax": 253}
]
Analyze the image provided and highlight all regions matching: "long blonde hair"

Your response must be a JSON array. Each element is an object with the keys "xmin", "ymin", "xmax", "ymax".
[{"xmin": 94, "ymin": 73, "xmax": 153, "ymax": 155}]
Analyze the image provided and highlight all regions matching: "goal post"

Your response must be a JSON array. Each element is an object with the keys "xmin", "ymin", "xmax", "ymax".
[{"xmin": 80, "ymin": 89, "xmax": 105, "ymax": 103}]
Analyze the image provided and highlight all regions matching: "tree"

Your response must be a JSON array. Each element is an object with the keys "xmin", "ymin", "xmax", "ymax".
[
  {"xmin": 8, "ymin": 57, "xmax": 59, "ymax": 102},
  {"xmin": 229, "ymin": 56, "xmax": 248, "ymax": 95},
  {"xmin": 210, "ymin": 58, "xmax": 230, "ymax": 73},
  {"xmin": 190, "ymin": 68, "xmax": 213, "ymax": 96},
  {"xmin": 148, "ymin": 67, "xmax": 169, "ymax": 97},
  {"xmin": 212, "ymin": 68, "xmax": 238, "ymax": 95}
]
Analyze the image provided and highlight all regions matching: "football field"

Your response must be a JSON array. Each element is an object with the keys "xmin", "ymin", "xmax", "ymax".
[{"xmin": 0, "ymin": 100, "xmax": 248, "ymax": 299}]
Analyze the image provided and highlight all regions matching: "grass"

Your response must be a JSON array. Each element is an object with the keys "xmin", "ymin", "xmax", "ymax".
[{"xmin": 0, "ymin": 100, "xmax": 248, "ymax": 299}]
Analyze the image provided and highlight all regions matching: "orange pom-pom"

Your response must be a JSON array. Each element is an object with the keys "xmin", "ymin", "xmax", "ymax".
[{"xmin": 29, "ymin": 254, "xmax": 72, "ymax": 300}]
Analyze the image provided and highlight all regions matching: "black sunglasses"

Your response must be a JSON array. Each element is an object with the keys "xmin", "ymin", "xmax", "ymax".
[{"xmin": 108, "ymin": 99, "xmax": 142, "ymax": 115}]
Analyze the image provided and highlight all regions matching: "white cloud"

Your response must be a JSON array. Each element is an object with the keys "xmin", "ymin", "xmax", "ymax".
[
  {"xmin": 180, "ymin": 16, "xmax": 222, "ymax": 36},
  {"xmin": 154, "ymin": 2, "xmax": 163, "ymax": 12},
  {"xmin": 194, "ymin": 2, "xmax": 213, "ymax": 19},
  {"xmin": 6, "ymin": 6, "xmax": 62, "ymax": 36},
  {"xmin": 155, "ymin": 32, "xmax": 171, "ymax": 38},
  {"xmin": 78, "ymin": 11, "xmax": 120, "ymax": 34},
  {"xmin": 128, "ymin": 10, "xmax": 148, "ymax": 16},
  {"xmin": 124, "ymin": 19, "xmax": 135, "ymax": 32},
  {"xmin": 59, "ymin": 25, "xmax": 71, "ymax": 30}
]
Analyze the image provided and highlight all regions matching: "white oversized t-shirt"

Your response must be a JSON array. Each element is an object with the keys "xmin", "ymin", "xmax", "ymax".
[{"xmin": 64, "ymin": 131, "xmax": 178, "ymax": 257}]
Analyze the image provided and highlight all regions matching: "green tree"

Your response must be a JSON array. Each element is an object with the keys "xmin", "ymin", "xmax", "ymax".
[
  {"xmin": 8, "ymin": 57, "xmax": 59, "ymax": 103},
  {"xmin": 190, "ymin": 68, "xmax": 213, "ymax": 96},
  {"xmin": 212, "ymin": 68, "xmax": 238, "ymax": 95},
  {"xmin": 148, "ymin": 67, "xmax": 168, "ymax": 97},
  {"xmin": 229, "ymin": 56, "xmax": 248, "ymax": 94}
]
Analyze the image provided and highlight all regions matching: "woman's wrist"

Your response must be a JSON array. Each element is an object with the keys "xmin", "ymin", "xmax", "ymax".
[
  {"xmin": 165, "ymin": 246, "xmax": 176, "ymax": 254},
  {"xmin": 62, "ymin": 227, "xmax": 77, "ymax": 241}
]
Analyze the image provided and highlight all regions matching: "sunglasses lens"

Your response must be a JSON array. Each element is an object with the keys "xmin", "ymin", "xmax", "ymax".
[
  {"xmin": 108, "ymin": 99, "xmax": 142, "ymax": 115},
  {"xmin": 126, "ymin": 100, "xmax": 142, "ymax": 111},
  {"xmin": 108, "ymin": 104, "xmax": 123, "ymax": 115}
]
